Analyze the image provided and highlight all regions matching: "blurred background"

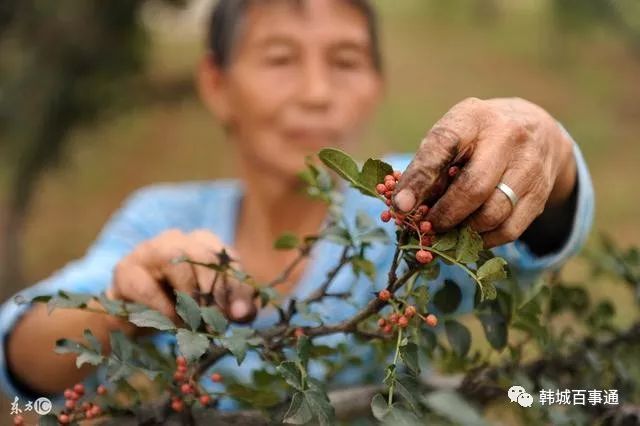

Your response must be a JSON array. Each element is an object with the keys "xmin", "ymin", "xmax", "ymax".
[{"xmin": 1, "ymin": 0, "xmax": 639, "ymax": 416}]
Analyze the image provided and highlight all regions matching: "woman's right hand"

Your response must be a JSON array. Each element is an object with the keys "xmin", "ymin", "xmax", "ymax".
[{"xmin": 107, "ymin": 229, "xmax": 257, "ymax": 330}]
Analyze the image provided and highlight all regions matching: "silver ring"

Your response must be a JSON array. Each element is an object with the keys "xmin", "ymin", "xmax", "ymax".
[{"xmin": 496, "ymin": 182, "xmax": 519, "ymax": 208}]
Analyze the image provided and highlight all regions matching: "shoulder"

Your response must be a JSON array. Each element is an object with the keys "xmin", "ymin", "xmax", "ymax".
[{"xmin": 125, "ymin": 179, "xmax": 242, "ymax": 209}]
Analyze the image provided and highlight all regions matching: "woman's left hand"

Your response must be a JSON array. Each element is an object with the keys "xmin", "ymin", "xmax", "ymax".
[{"xmin": 393, "ymin": 97, "xmax": 577, "ymax": 248}]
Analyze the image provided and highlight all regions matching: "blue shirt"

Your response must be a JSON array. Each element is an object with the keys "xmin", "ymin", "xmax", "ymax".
[{"xmin": 0, "ymin": 142, "xmax": 594, "ymax": 405}]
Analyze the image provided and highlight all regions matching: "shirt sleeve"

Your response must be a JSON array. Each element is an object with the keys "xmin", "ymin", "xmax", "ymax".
[
  {"xmin": 0, "ymin": 186, "xmax": 165, "ymax": 400},
  {"xmin": 495, "ymin": 127, "xmax": 595, "ymax": 279}
]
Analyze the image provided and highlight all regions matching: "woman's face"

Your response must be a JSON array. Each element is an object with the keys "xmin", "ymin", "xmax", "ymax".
[{"xmin": 200, "ymin": 0, "xmax": 383, "ymax": 179}]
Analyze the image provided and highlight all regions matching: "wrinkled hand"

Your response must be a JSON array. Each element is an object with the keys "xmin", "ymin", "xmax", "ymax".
[
  {"xmin": 393, "ymin": 97, "xmax": 576, "ymax": 248},
  {"xmin": 107, "ymin": 229, "xmax": 257, "ymax": 328}
]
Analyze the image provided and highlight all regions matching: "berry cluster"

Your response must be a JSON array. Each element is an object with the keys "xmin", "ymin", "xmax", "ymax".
[
  {"xmin": 54, "ymin": 383, "xmax": 106, "ymax": 424},
  {"xmin": 376, "ymin": 291, "xmax": 438, "ymax": 333},
  {"xmin": 377, "ymin": 172, "xmax": 434, "ymax": 265},
  {"xmin": 171, "ymin": 356, "xmax": 222, "ymax": 412}
]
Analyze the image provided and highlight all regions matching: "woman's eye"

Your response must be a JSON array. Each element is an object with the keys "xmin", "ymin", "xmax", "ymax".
[
  {"xmin": 332, "ymin": 53, "xmax": 365, "ymax": 71},
  {"xmin": 263, "ymin": 53, "xmax": 294, "ymax": 67}
]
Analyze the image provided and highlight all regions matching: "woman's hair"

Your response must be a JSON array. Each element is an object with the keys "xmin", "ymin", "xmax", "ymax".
[{"xmin": 207, "ymin": 0, "xmax": 382, "ymax": 73}]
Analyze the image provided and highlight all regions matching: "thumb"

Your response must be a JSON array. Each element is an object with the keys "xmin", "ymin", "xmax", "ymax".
[{"xmin": 226, "ymin": 280, "xmax": 258, "ymax": 323}]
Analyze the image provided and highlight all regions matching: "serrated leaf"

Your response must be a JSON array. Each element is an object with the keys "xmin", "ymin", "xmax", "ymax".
[
  {"xmin": 371, "ymin": 393, "xmax": 390, "ymax": 420},
  {"xmin": 176, "ymin": 291, "xmax": 201, "ymax": 331},
  {"xmin": 400, "ymin": 343, "xmax": 421, "ymax": 375},
  {"xmin": 176, "ymin": 329, "xmax": 209, "ymax": 362},
  {"xmin": 433, "ymin": 230, "xmax": 458, "ymax": 251},
  {"xmin": 297, "ymin": 336, "xmax": 311, "ymax": 368},
  {"xmin": 477, "ymin": 257, "xmax": 507, "ymax": 283},
  {"xmin": 455, "ymin": 226, "xmax": 483, "ymax": 263},
  {"xmin": 445, "ymin": 320, "xmax": 471, "ymax": 357},
  {"xmin": 318, "ymin": 148, "xmax": 360, "ymax": 184},
  {"xmin": 422, "ymin": 390, "xmax": 488, "ymax": 426},
  {"xmin": 54, "ymin": 338, "xmax": 84, "ymax": 355},
  {"xmin": 477, "ymin": 312, "xmax": 508, "ymax": 350},
  {"xmin": 359, "ymin": 227, "xmax": 391, "ymax": 244},
  {"xmin": 200, "ymin": 306, "xmax": 228, "ymax": 333},
  {"xmin": 76, "ymin": 351, "xmax": 104, "ymax": 368},
  {"xmin": 221, "ymin": 327, "xmax": 254, "ymax": 365},
  {"xmin": 110, "ymin": 331, "xmax": 134, "ymax": 361},
  {"xmin": 304, "ymin": 389, "xmax": 336, "ymax": 426},
  {"xmin": 284, "ymin": 392, "xmax": 313, "ymax": 424},
  {"xmin": 47, "ymin": 291, "xmax": 92, "ymax": 313},
  {"xmin": 83, "ymin": 329, "xmax": 102, "ymax": 353},
  {"xmin": 352, "ymin": 256, "xmax": 376, "ymax": 281},
  {"xmin": 432, "ymin": 279, "xmax": 462, "ymax": 314},
  {"xmin": 359, "ymin": 158, "xmax": 393, "ymax": 194},
  {"xmin": 97, "ymin": 293, "xmax": 126, "ymax": 316},
  {"xmin": 274, "ymin": 233, "xmax": 300, "ymax": 250},
  {"xmin": 128, "ymin": 309, "xmax": 176, "ymax": 331},
  {"xmin": 278, "ymin": 361, "xmax": 304, "ymax": 390},
  {"xmin": 226, "ymin": 383, "xmax": 281, "ymax": 408}
]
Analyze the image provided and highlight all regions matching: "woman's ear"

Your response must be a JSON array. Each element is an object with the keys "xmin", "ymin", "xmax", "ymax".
[{"xmin": 197, "ymin": 54, "xmax": 231, "ymax": 124}]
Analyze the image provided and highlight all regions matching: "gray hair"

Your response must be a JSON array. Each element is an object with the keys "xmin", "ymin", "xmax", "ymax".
[{"xmin": 207, "ymin": 0, "xmax": 382, "ymax": 72}]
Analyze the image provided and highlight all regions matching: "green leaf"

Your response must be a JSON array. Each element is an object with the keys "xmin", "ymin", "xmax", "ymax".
[
  {"xmin": 226, "ymin": 383, "xmax": 282, "ymax": 408},
  {"xmin": 371, "ymin": 393, "xmax": 390, "ymax": 420},
  {"xmin": 83, "ymin": 329, "xmax": 102, "ymax": 353},
  {"xmin": 477, "ymin": 312, "xmax": 508, "ymax": 350},
  {"xmin": 110, "ymin": 331, "xmax": 134, "ymax": 362},
  {"xmin": 358, "ymin": 227, "xmax": 391, "ymax": 244},
  {"xmin": 432, "ymin": 230, "xmax": 458, "ymax": 251},
  {"xmin": 176, "ymin": 329, "xmax": 209, "ymax": 362},
  {"xmin": 352, "ymin": 256, "xmax": 376, "ymax": 281},
  {"xmin": 175, "ymin": 291, "xmax": 202, "ymax": 331},
  {"xmin": 422, "ymin": 390, "xmax": 488, "ymax": 426},
  {"xmin": 54, "ymin": 338, "xmax": 84, "ymax": 355},
  {"xmin": 200, "ymin": 306, "xmax": 228, "ymax": 333},
  {"xmin": 97, "ymin": 293, "xmax": 126, "ymax": 316},
  {"xmin": 355, "ymin": 210, "xmax": 375, "ymax": 231},
  {"xmin": 284, "ymin": 391, "xmax": 313, "ymax": 424},
  {"xmin": 129, "ymin": 309, "xmax": 176, "ymax": 331},
  {"xmin": 318, "ymin": 148, "xmax": 360, "ymax": 184},
  {"xmin": 278, "ymin": 361, "xmax": 304, "ymax": 390},
  {"xmin": 477, "ymin": 257, "xmax": 508, "ymax": 283},
  {"xmin": 394, "ymin": 376, "xmax": 421, "ymax": 413},
  {"xmin": 400, "ymin": 343, "xmax": 421, "ymax": 375},
  {"xmin": 432, "ymin": 279, "xmax": 463, "ymax": 314},
  {"xmin": 274, "ymin": 233, "xmax": 300, "ymax": 250},
  {"xmin": 76, "ymin": 351, "xmax": 104, "ymax": 368},
  {"xmin": 304, "ymin": 389, "xmax": 336, "ymax": 426},
  {"xmin": 47, "ymin": 291, "xmax": 92, "ymax": 313},
  {"xmin": 259, "ymin": 286, "xmax": 279, "ymax": 306},
  {"xmin": 455, "ymin": 226, "xmax": 483, "ymax": 263},
  {"xmin": 382, "ymin": 406, "xmax": 422, "ymax": 426},
  {"xmin": 445, "ymin": 320, "xmax": 472, "ymax": 357},
  {"xmin": 322, "ymin": 225, "xmax": 352, "ymax": 245},
  {"xmin": 221, "ymin": 328, "xmax": 255, "ymax": 365},
  {"xmin": 359, "ymin": 158, "xmax": 393, "ymax": 194},
  {"xmin": 297, "ymin": 336, "xmax": 312, "ymax": 368}
]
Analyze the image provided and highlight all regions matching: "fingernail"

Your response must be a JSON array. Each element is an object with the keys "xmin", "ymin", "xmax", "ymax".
[
  {"xmin": 230, "ymin": 300, "xmax": 249, "ymax": 319},
  {"xmin": 395, "ymin": 189, "xmax": 416, "ymax": 212}
]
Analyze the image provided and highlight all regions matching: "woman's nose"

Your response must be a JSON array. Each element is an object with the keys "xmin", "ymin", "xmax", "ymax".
[{"xmin": 298, "ymin": 56, "xmax": 332, "ymax": 111}]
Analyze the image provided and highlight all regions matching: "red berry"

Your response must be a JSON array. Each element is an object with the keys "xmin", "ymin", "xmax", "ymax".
[
  {"xmin": 395, "ymin": 217, "xmax": 404, "ymax": 226},
  {"xmin": 383, "ymin": 324, "xmax": 393, "ymax": 333},
  {"xmin": 181, "ymin": 383, "xmax": 193, "ymax": 394},
  {"xmin": 13, "ymin": 415, "xmax": 24, "ymax": 425},
  {"xmin": 176, "ymin": 356, "xmax": 187, "ymax": 367},
  {"xmin": 380, "ymin": 210, "xmax": 392, "ymax": 223},
  {"xmin": 398, "ymin": 316, "xmax": 409, "ymax": 328},
  {"xmin": 384, "ymin": 190, "xmax": 393, "ymax": 199},
  {"xmin": 97, "ymin": 384, "xmax": 108, "ymax": 395},
  {"xmin": 58, "ymin": 414, "xmax": 71, "ymax": 424},
  {"xmin": 389, "ymin": 313, "xmax": 400, "ymax": 324},
  {"xmin": 378, "ymin": 289, "xmax": 391, "ymax": 302},
  {"xmin": 86, "ymin": 411, "xmax": 94, "ymax": 420},
  {"xmin": 199, "ymin": 395, "xmax": 212, "ymax": 406},
  {"xmin": 384, "ymin": 174, "xmax": 394, "ymax": 182},
  {"xmin": 420, "ymin": 235, "xmax": 432, "ymax": 247},
  {"xmin": 177, "ymin": 364, "xmax": 188, "ymax": 374},
  {"xmin": 65, "ymin": 399, "xmax": 76, "ymax": 410},
  {"xmin": 419, "ymin": 221, "xmax": 433, "ymax": 234},
  {"xmin": 82, "ymin": 402, "xmax": 92, "ymax": 410},
  {"xmin": 416, "ymin": 249, "xmax": 433, "ymax": 264},
  {"xmin": 294, "ymin": 328, "xmax": 305, "ymax": 338},
  {"xmin": 377, "ymin": 318, "xmax": 387, "ymax": 328},
  {"xmin": 171, "ymin": 399, "xmax": 184, "ymax": 412},
  {"xmin": 385, "ymin": 199, "xmax": 392, "ymax": 206},
  {"xmin": 73, "ymin": 383, "xmax": 85, "ymax": 395},
  {"xmin": 425, "ymin": 313, "xmax": 438, "ymax": 327},
  {"xmin": 384, "ymin": 179, "xmax": 396, "ymax": 190},
  {"xmin": 376, "ymin": 183, "xmax": 387, "ymax": 194},
  {"xmin": 63, "ymin": 389, "xmax": 74, "ymax": 399},
  {"xmin": 448, "ymin": 166, "xmax": 460, "ymax": 177},
  {"xmin": 404, "ymin": 306, "xmax": 416, "ymax": 318},
  {"xmin": 90, "ymin": 405, "xmax": 102, "ymax": 416},
  {"xmin": 173, "ymin": 371, "xmax": 185, "ymax": 382},
  {"xmin": 210, "ymin": 372, "xmax": 223, "ymax": 383},
  {"xmin": 393, "ymin": 170, "xmax": 402, "ymax": 180}
]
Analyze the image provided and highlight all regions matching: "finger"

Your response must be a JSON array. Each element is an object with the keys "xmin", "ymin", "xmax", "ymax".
[
  {"xmin": 467, "ymin": 168, "xmax": 530, "ymax": 233},
  {"xmin": 425, "ymin": 138, "xmax": 510, "ymax": 232},
  {"xmin": 481, "ymin": 193, "xmax": 545, "ymax": 249},
  {"xmin": 113, "ymin": 261, "xmax": 176, "ymax": 320},
  {"xmin": 393, "ymin": 98, "xmax": 489, "ymax": 212},
  {"xmin": 189, "ymin": 230, "xmax": 256, "ymax": 322}
]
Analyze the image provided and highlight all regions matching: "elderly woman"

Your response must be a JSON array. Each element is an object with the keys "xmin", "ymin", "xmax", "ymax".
[{"xmin": 0, "ymin": 0, "xmax": 593, "ymax": 408}]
